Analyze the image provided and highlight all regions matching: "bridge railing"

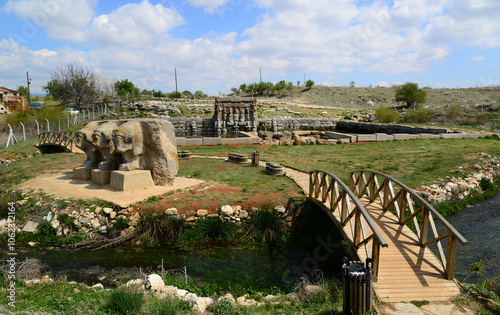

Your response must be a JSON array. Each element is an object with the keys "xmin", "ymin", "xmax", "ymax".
[
  {"xmin": 309, "ymin": 170, "xmax": 388, "ymax": 280},
  {"xmin": 37, "ymin": 131, "xmax": 75, "ymax": 152},
  {"xmin": 349, "ymin": 169, "xmax": 468, "ymax": 280}
]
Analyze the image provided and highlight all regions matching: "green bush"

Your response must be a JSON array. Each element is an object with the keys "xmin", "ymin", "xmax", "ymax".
[
  {"xmin": 209, "ymin": 299, "xmax": 242, "ymax": 315},
  {"xmin": 244, "ymin": 208, "xmax": 287, "ymax": 244},
  {"xmin": 444, "ymin": 104, "xmax": 462, "ymax": 120},
  {"xmin": 146, "ymin": 296, "xmax": 191, "ymax": 315},
  {"xmin": 137, "ymin": 212, "xmax": 187, "ymax": 244},
  {"xmin": 57, "ymin": 213, "xmax": 75, "ymax": 228},
  {"xmin": 105, "ymin": 287, "xmax": 144, "ymax": 315},
  {"xmin": 480, "ymin": 177, "xmax": 494, "ymax": 191},
  {"xmin": 36, "ymin": 221, "xmax": 57, "ymax": 236},
  {"xmin": 403, "ymin": 107, "xmax": 434, "ymax": 122},
  {"xmin": 0, "ymin": 190, "xmax": 23, "ymax": 218},
  {"xmin": 194, "ymin": 216, "xmax": 236, "ymax": 240},
  {"xmin": 375, "ymin": 105, "xmax": 399, "ymax": 123}
]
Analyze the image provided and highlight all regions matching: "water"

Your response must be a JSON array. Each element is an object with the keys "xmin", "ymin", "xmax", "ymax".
[
  {"xmin": 3, "ymin": 243, "xmax": 348, "ymax": 291},
  {"xmin": 443, "ymin": 192, "xmax": 500, "ymax": 283}
]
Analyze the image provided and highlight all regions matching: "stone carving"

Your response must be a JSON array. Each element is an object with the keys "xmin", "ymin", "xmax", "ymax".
[
  {"xmin": 213, "ymin": 97, "xmax": 257, "ymax": 135},
  {"xmin": 75, "ymin": 118, "xmax": 178, "ymax": 186},
  {"xmin": 92, "ymin": 121, "xmax": 124, "ymax": 171},
  {"xmin": 112, "ymin": 119, "xmax": 178, "ymax": 185},
  {"xmin": 74, "ymin": 121, "xmax": 105, "ymax": 168}
]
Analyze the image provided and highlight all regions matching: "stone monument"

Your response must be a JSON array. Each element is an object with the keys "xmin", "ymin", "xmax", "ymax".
[
  {"xmin": 213, "ymin": 97, "xmax": 257, "ymax": 135},
  {"xmin": 73, "ymin": 118, "xmax": 178, "ymax": 191}
]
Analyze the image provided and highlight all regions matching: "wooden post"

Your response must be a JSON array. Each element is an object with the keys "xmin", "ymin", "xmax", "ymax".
[
  {"xmin": 354, "ymin": 210, "xmax": 361, "ymax": 246},
  {"xmin": 420, "ymin": 208, "xmax": 429, "ymax": 245},
  {"xmin": 383, "ymin": 181, "xmax": 390, "ymax": 210},
  {"xmin": 399, "ymin": 190, "xmax": 407, "ymax": 224},
  {"xmin": 309, "ymin": 173, "xmax": 313, "ymax": 198},
  {"xmin": 371, "ymin": 239, "xmax": 380, "ymax": 282},
  {"xmin": 445, "ymin": 235, "xmax": 458, "ymax": 280}
]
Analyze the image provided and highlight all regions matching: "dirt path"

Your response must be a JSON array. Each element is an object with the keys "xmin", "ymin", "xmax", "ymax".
[{"xmin": 16, "ymin": 170, "xmax": 204, "ymax": 208}]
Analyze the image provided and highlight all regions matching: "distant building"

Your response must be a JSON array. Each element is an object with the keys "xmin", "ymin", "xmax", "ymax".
[{"xmin": 0, "ymin": 86, "xmax": 27, "ymax": 114}]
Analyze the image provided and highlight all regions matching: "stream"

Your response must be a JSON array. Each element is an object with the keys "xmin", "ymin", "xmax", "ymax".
[
  {"xmin": 441, "ymin": 192, "xmax": 500, "ymax": 283},
  {"xmin": 3, "ymin": 243, "xmax": 348, "ymax": 291}
]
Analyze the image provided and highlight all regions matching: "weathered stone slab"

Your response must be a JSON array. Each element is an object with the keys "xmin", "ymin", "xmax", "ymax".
[
  {"xmin": 221, "ymin": 138, "xmax": 236, "ymax": 145},
  {"xmin": 73, "ymin": 166, "xmax": 93, "ymax": 180},
  {"xmin": 202, "ymin": 137, "xmax": 221, "ymax": 146},
  {"xmin": 393, "ymin": 133, "xmax": 420, "ymax": 140},
  {"xmin": 357, "ymin": 134, "xmax": 377, "ymax": 142},
  {"xmin": 22, "ymin": 221, "xmax": 38, "ymax": 233},
  {"xmin": 91, "ymin": 169, "xmax": 111, "ymax": 186},
  {"xmin": 420, "ymin": 134, "xmax": 441, "ymax": 139},
  {"xmin": 110, "ymin": 170, "xmax": 154, "ymax": 191},
  {"xmin": 176, "ymin": 137, "xmax": 187, "ymax": 145},
  {"xmin": 235, "ymin": 137, "xmax": 254, "ymax": 145},
  {"xmin": 375, "ymin": 133, "xmax": 394, "ymax": 141}
]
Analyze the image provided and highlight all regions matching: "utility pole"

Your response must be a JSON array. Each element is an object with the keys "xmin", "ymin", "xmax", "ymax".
[
  {"xmin": 26, "ymin": 71, "xmax": 31, "ymax": 105},
  {"xmin": 260, "ymin": 67, "xmax": 262, "ymax": 83},
  {"xmin": 303, "ymin": 73, "xmax": 306, "ymax": 85},
  {"xmin": 175, "ymin": 67, "xmax": 178, "ymax": 93}
]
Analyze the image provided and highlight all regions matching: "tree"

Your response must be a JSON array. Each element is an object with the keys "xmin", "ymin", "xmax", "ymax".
[
  {"xmin": 239, "ymin": 83, "xmax": 247, "ymax": 94},
  {"xmin": 43, "ymin": 62, "xmax": 99, "ymax": 109},
  {"xmin": 114, "ymin": 79, "xmax": 137, "ymax": 98},
  {"xmin": 394, "ymin": 82, "xmax": 427, "ymax": 108},
  {"xmin": 17, "ymin": 86, "xmax": 28, "ymax": 96},
  {"xmin": 350, "ymin": 81, "xmax": 355, "ymax": 88},
  {"xmin": 230, "ymin": 87, "xmax": 239, "ymax": 95},
  {"xmin": 305, "ymin": 79, "xmax": 315, "ymax": 89}
]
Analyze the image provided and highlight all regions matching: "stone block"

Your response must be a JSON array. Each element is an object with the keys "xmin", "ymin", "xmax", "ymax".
[
  {"xmin": 176, "ymin": 137, "xmax": 187, "ymax": 145},
  {"xmin": 110, "ymin": 170, "xmax": 154, "ymax": 191},
  {"xmin": 73, "ymin": 166, "xmax": 93, "ymax": 180},
  {"xmin": 357, "ymin": 134, "xmax": 377, "ymax": 142},
  {"xmin": 185, "ymin": 138, "xmax": 203, "ymax": 146},
  {"xmin": 235, "ymin": 137, "xmax": 254, "ymax": 145},
  {"xmin": 393, "ymin": 133, "xmax": 418, "ymax": 140},
  {"xmin": 203, "ymin": 137, "xmax": 221, "ymax": 146},
  {"xmin": 375, "ymin": 133, "xmax": 394, "ymax": 141},
  {"xmin": 221, "ymin": 138, "xmax": 236, "ymax": 145},
  {"xmin": 420, "ymin": 134, "xmax": 441, "ymax": 139},
  {"xmin": 91, "ymin": 169, "xmax": 111, "ymax": 186}
]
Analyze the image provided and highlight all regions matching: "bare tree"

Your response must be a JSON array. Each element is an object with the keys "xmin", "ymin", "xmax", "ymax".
[{"xmin": 43, "ymin": 62, "xmax": 99, "ymax": 109}]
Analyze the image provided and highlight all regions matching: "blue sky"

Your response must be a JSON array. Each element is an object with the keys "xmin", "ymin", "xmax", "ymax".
[{"xmin": 1, "ymin": 0, "xmax": 499, "ymax": 95}]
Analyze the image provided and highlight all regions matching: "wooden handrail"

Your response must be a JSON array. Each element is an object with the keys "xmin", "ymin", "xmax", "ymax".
[
  {"xmin": 37, "ymin": 132, "xmax": 75, "ymax": 152},
  {"xmin": 308, "ymin": 169, "xmax": 388, "ymax": 280},
  {"xmin": 349, "ymin": 169, "xmax": 468, "ymax": 280}
]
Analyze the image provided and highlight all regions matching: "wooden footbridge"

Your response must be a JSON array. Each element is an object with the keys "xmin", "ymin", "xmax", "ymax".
[
  {"xmin": 306, "ymin": 169, "xmax": 468, "ymax": 303},
  {"xmin": 36, "ymin": 131, "xmax": 76, "ymax": 153}
]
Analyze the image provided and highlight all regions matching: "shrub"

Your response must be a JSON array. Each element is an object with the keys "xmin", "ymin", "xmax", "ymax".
[
  {"xmin": 137, "ymin": 212, "xmax": 187, "ymax": 244},
  {"xmin": 403, "ymin": 108, "xmax": 434, "ymax": 122},
  {"xmin": 480, "ymin": 177, "xmax": 494, "ymax": 191},
  {"xmin": 105, "ymin": 287, "xmax": 144, "ymax": 315},
  {"xmin": 57, "ymin": 213, "xmax": 75, "ymax": 228},
  {"xmin": 375, "ymin": 105, "xmax": 398, "ymax": 123},
  {"xmin": 0, "ymin": 190, "xmax": 23, "ymax": 218},
  {"xmin": 194, "ymin": 216, "xmax": 235, "ymax": 240},
  {"xmin": 209, "ymin": 299, "xmax": 242, "ymax": 315},
  {"xmin": 445, "ymin": 104, "xmax": 462, "ymax": 120},
  {"xmin": 36, "ymin": 221, "xmax": 57, "ymax": 236},
  {"xmin": 146, "ymin": 296, "xmax": 191, "ymax": 315},
  {"xmin": 244, "ymin": 208, "xmax": 287, "ymax": 244}
]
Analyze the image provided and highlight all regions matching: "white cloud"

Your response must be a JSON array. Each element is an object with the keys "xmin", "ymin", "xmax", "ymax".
[
  {"xmin": 88, "ymin": 0, "xmax": 184, "ymax": 47},
  {"xmin": 375, "ymin": 81, "xmax": 390, "ymax": 88},
  {"xmin": 319, "ymin": 82, "xmax": 334, "ymax": 87},
  {"xmin": 186, "ymin": 0, "xmax": 231, "ymax": 14},
  {"xmin": 4, "ymin": 0, "xmax": 95, "ymax": 41},
  {"xmin": 471, "ymin": 55, "xmax": 486, "ymax": 61}
]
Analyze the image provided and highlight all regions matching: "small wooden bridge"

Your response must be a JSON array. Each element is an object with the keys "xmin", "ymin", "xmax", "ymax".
[
  {"xmin": 308, "ymin": 169, "xmax": 468, "ymax": 303},
  {"xmin": 37, "ymin": 131, "xmax": 76, "ymax": 153}
]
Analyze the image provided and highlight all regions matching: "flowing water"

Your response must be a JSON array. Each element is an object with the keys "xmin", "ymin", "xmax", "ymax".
[
  {"xmin": 442, "ymin": 192, "xmax": 500, "ymax": 283},
  {"xmin": 4, "ymin": 243, "xmax": 348, "ymax": 291}
]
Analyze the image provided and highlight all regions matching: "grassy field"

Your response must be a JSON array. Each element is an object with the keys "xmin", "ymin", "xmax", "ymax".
[{"xmin": 1, "ymin": 137, "xmax": 500, "ymax": 193}]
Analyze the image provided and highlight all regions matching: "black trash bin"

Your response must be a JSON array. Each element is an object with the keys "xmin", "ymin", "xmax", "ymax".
[
  {"xmin": 251, "ymin": 151, "xmax": 259, "ymax": 167},
  {"xmin": 342, "ymin": 257, "xmax": 373, "ymax": 315}
]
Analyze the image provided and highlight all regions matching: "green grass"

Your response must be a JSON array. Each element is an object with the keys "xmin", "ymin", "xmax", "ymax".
[{"xmin": 181, "ymin": 138, "xmax": 500, "ymax": 188}]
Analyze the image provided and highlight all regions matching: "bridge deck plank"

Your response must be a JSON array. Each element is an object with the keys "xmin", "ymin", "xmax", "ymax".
[{"xmin": 359, "ymin": 199, "xmax": 460, "ymax": 303}]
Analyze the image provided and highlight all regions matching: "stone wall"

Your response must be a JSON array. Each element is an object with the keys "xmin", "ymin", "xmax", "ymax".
[
  {"xmin": 164, "ymin": 117, "xmax": 215, "ymax": 137},
  {"xmin": 257, "ymin": 118, "xmax": 340, "ymax": 132},
  {"xmin": 336, "ymin": 121, "xmax": 451, "ymax": 135}
]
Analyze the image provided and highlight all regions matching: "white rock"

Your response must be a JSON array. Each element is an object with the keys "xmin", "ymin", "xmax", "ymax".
[
  {"xmin": 110, "ymin": 211, "xmax": 117, "ymax": 219},
  {"xmin": 46, "ymin": 211, "xmax": 53, "ymax": 222},
  {"xmin": 147, "ymin": 274, "xmax": 165, "ymax": 291},
  {"xmin": 192, "ymin": 297, "xmax": 214, "ymax": 314},
  {"xmin": 220, "ymin": 205, "xmax": 234, "ymax": 217},
  {"xmin": 304, "ymin": 285, "xmax": 321, "ymax": 294},
  {"xmin": 22, "ymin": 221, "xmax": 38, "ymax": 233},
  {"xmin": 236, "ymin": 296, "xmax": 246, "ymax": 305},
  {"xmin": 165, "ymin": 208, "xmax": 178, "ymax": 216},
  {"xmin": 126, "ymin": 279, "xmax": 143, "ymax": 289},
  {"xmin": 92, "ymin": 283, "xmax": 104, "ymax": 291},
  {"xmin": 103, "ymin": 207, "xmax": 113, "ymax": 215},
  {"xmin": 196, "ymin": 209, "xmax": 209, "ymax": 217},
  {"xmin": 176, "ymin": 289, "xmax": 188, "ymax": 297},
  {"xmin": 238, "ymin": 210, "xmax": 249, "ymax": 219},
  {"xmin": 233, "ymin": 205, "xmax": 242, "ymax": 212},
  {"xmin": 218, "ymin": 293, "xmax": 235, "ymax": 304},
  {"xmin": 274, "ymin": 206, "xmax": 286, "ymax": 214},
  {"xmin": 264, "ymin": 294, "xmax": 279, "ymax": 302},
  {"xmin": 184, "ymin": 292, "xmax": 198, "ymax": 303},
  {"xmin": 51, "ymin": 219, "xmax": 60, "ymax": 229}
]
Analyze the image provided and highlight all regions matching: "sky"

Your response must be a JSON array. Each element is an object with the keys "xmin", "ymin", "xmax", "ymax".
[{"xmin": 1, "ymin": 0, "xmax": 500, "ymax": 96}]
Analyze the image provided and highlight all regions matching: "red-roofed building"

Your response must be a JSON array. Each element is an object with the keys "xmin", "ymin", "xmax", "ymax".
[{"xmin": 0, "ymin": 86, "xmax": 27, "ymax": 114}]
